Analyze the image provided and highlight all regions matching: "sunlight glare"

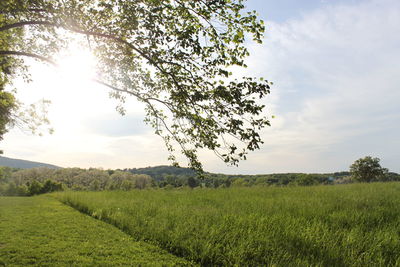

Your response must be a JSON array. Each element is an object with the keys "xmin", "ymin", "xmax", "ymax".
[{"xmin": 57, "ymin": 45, "xmax": 97, "ymax": 83}]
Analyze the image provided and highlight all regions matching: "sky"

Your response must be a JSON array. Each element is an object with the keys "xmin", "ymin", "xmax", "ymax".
[{"xmin": 1, "ymin": 0, "xmax": 399, "ymax": 174}]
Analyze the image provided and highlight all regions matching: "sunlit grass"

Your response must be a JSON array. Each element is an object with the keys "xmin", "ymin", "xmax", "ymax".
[
  {"xmin": 0, "ymin": 196, "xmax": 193, "ymax": 266},
  {"xmin": 55, "ymin": 183, "xmax": 400, "ymax": 266}
]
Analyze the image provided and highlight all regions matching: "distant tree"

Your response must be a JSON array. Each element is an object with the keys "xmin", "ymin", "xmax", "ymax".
[
  {"xmin": 165, "ymin": 175, "xmax": 178, "ymax": 187},
  {"xmin": 109, "ymin": 171, "xmax": 132, "ymax": 189},
  {"xmin": 11, "ymin": 167, "xmax": 55, "ymax": 185},
  {"xmin": 110, "ymin": 171, "xmax": 152, "ymax": 190},
  {"xmin": 0, "ymin": 166, "xmax": 12, "ymax": 183},
  {"xmin": 15, "ymin": 184, "xmax": 28, "ymax": 196},
  {"xmin": 294, "ymin": 174, "xmax": 318, "ymax": 186},
  {"xmin": 121, "ymin": 180, "xmax": 134, "ymax": 191},
  {"xmin": 350, "ymin": 156, "xmax": 388, "ymax": 183},
  {"xmin": 74, "ymin": 169, "xmax": 109, "ymax": 189},
  {"xmin": 224, "ymin": 178, "xmax": 232, "ymax": 188},
  {"xmin": 0, "ymin": 184, "xmax": 5, "ymax": 195},
  {"xmin": 53, "ymin": 168, "xmax": 85, "ymax": 187},
  {"xmin": 187, "ymin": 176, "xmax": 198, "ymax": 188},
  {"xmin": 231, "ymin": 178, "xmax": 248, "ymax": 187},
  {"xmin": 134, "ymin": 175, "xmax": 152, "ymax": 189},
  {"xmin": 385, "ymin": 172, "xmax": 400, "ymax": 182},
  {"xmin": 28, "ymin": 180, "xmax": 43, "ymax": 195},
  {"xmin": 5, "ymin": 181, "xmax": 17, "ymax": 196},
  {"xmin": 40, "ymin": 179, "xmax": 63, "ymax": 193}
]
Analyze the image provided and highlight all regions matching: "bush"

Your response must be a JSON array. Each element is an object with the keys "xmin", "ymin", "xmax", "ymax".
[
  {"xmin": 28, "ymin": 180, "xmax": 43, "ymax": 196},
  {"xmin": 41, "ymin": 180, "xmax": 63, "ymax": 194}
]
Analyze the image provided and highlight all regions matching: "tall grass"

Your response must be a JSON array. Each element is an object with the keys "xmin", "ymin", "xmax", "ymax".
[{"xmin": 55, "ymin": 183, "xmax": 400, "ymax": 266}]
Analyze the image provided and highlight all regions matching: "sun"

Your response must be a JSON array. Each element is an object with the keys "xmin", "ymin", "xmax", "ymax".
[{"xmin": 56, "ymin": 44, "xmax": 97, "ymax": 83}]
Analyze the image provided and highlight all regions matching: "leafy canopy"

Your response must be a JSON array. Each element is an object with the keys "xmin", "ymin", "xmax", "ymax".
[
  {"xmin": 350, "ymin": 156, "xmax": 388, "ymax": 183},
  {"xmin": 0, "ymin": 0, "xmax": 271, "ymax": 171}
]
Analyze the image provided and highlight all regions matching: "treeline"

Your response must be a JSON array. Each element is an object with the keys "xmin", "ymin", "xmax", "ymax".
[
  {"xmin": 126, "ymin": 165, "xmax": 196, "ymax": 181},
  {"xmin": 2, "ymin": 166, "xmax": 400, "ymax": 197},
  {"xmin": 157, "ymin": 172, "xmax": 343, "ymax": 188},
  {"xmin": 165, "ymin": 171, "xmax": 400, "ymax": 188},
  {"xmin": 0, "ymin": 167, "xmax": 152, "ymax": 196},
  {"xmin": 124, "ymin": 167, "xmax": 340, "ymax": 188}
]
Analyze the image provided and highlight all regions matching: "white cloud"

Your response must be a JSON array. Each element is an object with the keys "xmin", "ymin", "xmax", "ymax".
[{"xmin": 202, "ymin": 0, "xmax": 400, "ymax": 173}]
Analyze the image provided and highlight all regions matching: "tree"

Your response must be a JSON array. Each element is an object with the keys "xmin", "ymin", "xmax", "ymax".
[
  {"xmin": 110, "ymin": 171, "xmax": 152, "ymax": 189},
  {"xmin": 0, "ymin": 0, "xmax": 271, "ymax": 171},
  {"xmin": 1, "ymin": 10, "xmax": 51, "ymax": 148},
  {"xmin": 27, "ymin": 180, "xmax": 43, "ymax": 195},
  {"xmin": 40, "ymin": 179, "xmax": 63, "ymax": 193},
  {"xmin": 187, "ymin": 176, "xmax": 198, "ymax": 188},
  {"xmin": 350, "ymin": 156, "xmax": 388, "ymax": 183},
  {"xmin": 0, "ymin": 12, "xmax": 18, "ymax": 145},
  {"xmin": 294, "ymin": 174, "xmax": 318, "ymax": 186},
  {"xmin": 231, "ymin": 178, "xmax": 248, "ymax": 187}
]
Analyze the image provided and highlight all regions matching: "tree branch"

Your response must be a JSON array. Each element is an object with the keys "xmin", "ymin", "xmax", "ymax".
[
  {"xmin": 0, "ymin": 50, "xmax": 174, "ymax": 112},
  {"xmin": 0, "ymin": 21, "xmax": 161, "ymax": 73},
  {"xmin": 0, "ymin": 8, "xmax": 48, "ymax": 15},
  {"xmin": 0, "ymin": 21, "xmax": 55, "ymax": 32},
  {"xmin": 0, "ymin": 20, "xmax": 188, "ymax": 99},
  {"xmin": 0, "ymin": 50, "xmax": 57, "ymax": 66}
]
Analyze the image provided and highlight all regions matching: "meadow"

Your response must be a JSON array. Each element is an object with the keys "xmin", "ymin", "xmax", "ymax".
[
  {"xmin": 0, "ymin": 196, "xmax": 192, "ymax": 266},
  {"xmin": 55, "ymin": 183, "xmax": 400, "ymax": 266}
]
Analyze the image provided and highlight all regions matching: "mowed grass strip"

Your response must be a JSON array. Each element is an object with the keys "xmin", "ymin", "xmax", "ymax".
[
  {"xmin": 0, "ymin": 196, "xmax": 192, "ymax": 266},
  {"xmin": 56, "ymin": 183, "xmax": 400, "ymax": 266}
]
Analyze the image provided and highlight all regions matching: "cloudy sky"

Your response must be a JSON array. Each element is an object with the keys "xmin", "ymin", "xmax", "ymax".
[{"xmin": 2, "ymin": 0, "xmax": 399, "ymax": 174}]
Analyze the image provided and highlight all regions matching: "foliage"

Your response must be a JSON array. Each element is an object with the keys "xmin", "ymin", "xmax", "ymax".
[
  {"xmin": 231, "ymin": 177, "xmax": 249, "ymax": 187},
  {"xmin": 126, "ymin": 165, "xmax": 197, "ymax": 180},
  {"xmin": 2, "ymin": 165, "xmax": 399, "ymax": 196},
  {"xmin": 0, "ymin": 12, "xmax": 52, "ymax": 144},
  {"xmin": 0, "ymin": 13, "xmax": 18, "ymax": 145},
  {"xmin": 294, "ymin": 174, "xmax": 320, "ymax": 186},
  {"xmin": 110, "ymin": 170, "xmax": 152, "ymax": 189},
  {"xmin": 0, "ymin": 91, "xmax": 17, "ymax": 146},
  {"xmin": 0, "ymin": 178, "xmax": 64, "ymax": 196},
  {"xmin": 350, "ymin": 156, "xmax": 389, "ymax": 182},
  {"xmin": 27, "ymin": 179, "xmax": 42, "ymax": 195},
  {"xmin": 0, "ymin": 166, "xmax": 13, "ymax": 181},
  {"xmin": 56, "ymin": 183, "xmax": 400, "ymax": 266},
  {"xmin": 0, "ymin": 167, "xmax": 153, "ymax": 195},
  {"xmin": 0, "ymin": 0, "xmax": 271, "ymax": 171},
  {"xmin": 0, "ymin": 196, "xmax": 192, "ymax": 266},
  {"xmin": 187, "ymin": 176, "xmax": 198, "ymax": 188}
]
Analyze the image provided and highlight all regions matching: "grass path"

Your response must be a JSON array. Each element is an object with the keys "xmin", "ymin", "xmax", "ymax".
[{"xmin": 0, "ymin": 196, "xmax": 192, "ymax": 266}]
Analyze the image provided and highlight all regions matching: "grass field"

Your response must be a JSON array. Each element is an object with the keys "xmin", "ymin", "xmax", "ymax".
[
  {"xmin": 55, "ymin": 183, "xmax": 400, "ymax": 266},
  {"xmin": 0, "ymin": 196, "xmax": 192, "ymax": 266}
]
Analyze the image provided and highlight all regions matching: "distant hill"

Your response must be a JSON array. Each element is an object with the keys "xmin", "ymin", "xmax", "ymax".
[
  {"xmin": 125, "ymin": 165, "xmax": 196, "ymax": 181},
  {"xmin": 0, "ymin": 156, "xmax": 60, "ymax": 169}
]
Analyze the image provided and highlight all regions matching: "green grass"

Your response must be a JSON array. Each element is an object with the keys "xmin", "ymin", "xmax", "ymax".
[
  {"xmin": 0, "ymin": 196, "xmax": 192, "ymax": 266},
  {"xmin": 55, "ymin": 183, "xmax": 400, "ymax": 266}
]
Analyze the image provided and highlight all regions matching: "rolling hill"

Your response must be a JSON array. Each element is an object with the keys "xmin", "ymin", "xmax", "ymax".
[{"xmin": 0, "ymin": 156, "xmax": 60, "ymax": 169}]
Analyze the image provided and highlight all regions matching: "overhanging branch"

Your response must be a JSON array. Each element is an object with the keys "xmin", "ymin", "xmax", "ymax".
[
  {"xmin": 1, "ymin": 20, "xmax": 186, "ymax": 96},
  {"xmin": 0, "ymin": 50, "xmax": 57, "ymax": 66},
  {"xmin": 0, "ymin": 50, "xmax": 172, "ymax": 108},
  {"xmin": 0, "ymin": 21, "xmax": 159, "ymax": 73},
  {"xmin": 0, "ymin": 21, "xmax": 55, "ymax": 32}
]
